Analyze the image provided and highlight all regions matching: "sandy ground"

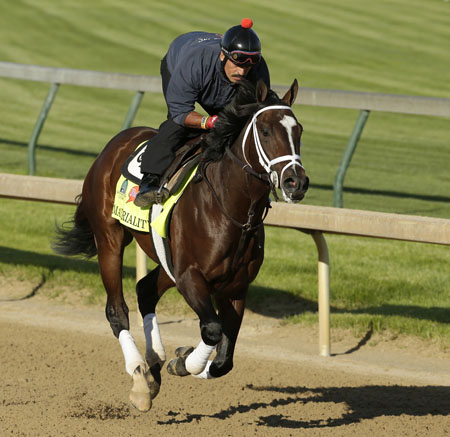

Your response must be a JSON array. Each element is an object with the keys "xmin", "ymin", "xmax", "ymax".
[{"xmin": 1, "ymin": 283, "xmax": 450, "ymax": 436}]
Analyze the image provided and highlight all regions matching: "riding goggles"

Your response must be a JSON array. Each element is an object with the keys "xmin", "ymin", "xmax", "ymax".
[{"xmin": 223, "ymin": 49, "xmax": 261, "ymax": 66}]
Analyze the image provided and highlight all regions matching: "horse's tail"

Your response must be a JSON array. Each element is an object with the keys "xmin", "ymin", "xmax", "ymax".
[{"xmin": 52, "ymin": 195, "xmax": 97, "ymax": 258}]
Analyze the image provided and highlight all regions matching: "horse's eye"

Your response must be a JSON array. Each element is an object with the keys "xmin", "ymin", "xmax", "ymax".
[{"xmin": 260, "ymin": 128, "xmax": 270, "ymax": 137}]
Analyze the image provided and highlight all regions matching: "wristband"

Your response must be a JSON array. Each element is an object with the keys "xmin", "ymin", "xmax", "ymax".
[{"xmin": 201, "ymin": 116, "xmax": 209, "ymax": 130}]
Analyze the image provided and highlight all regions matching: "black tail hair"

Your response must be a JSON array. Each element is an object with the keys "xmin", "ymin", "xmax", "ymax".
[{"xmin": 52, "ymin": 195, "xmax": 97, "ymax": 259}]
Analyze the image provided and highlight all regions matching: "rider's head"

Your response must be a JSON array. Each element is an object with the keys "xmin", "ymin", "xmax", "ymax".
[{"xmin": 220, "ymin": 18, "xmax": 262, "ymax": 83}]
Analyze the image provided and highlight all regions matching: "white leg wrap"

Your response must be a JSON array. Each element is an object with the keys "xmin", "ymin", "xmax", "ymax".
[
  {"xmin": 185, "ymin": 341, "xmax": 215, "ymax": 375},
  {"xmin": 192, "ymin": 360, "xmax": 216, "ymax": 380},
  {"xmin": 143, "ymin": 313, "xmax": 166, "ymax": 367},
  {"xmin": 118, "ymin": 330, "xmax": 146, "ymax": 376}
]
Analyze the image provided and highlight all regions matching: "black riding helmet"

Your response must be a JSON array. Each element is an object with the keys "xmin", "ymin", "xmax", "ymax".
[{"xmin": 221, "ymin": 18, "xmax": 262, "ymax": 67}]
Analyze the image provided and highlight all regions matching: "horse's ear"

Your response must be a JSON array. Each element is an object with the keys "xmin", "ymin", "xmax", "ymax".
[
  {"xmin": 256, "ymin": 79, "xmax": 268, "ymax": 103},
  {"xmin": 281, "ymin": 79, "xmax": 299, "ymax": 106}
]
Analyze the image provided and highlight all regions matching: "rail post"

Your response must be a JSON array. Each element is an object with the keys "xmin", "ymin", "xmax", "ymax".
[
  {"xmin": 333, "ymin": 109, "xmax": 370, "ymax": 208},
  {"xmin": 311, "ymin": 231, "xmax": 330, "ymax": 357},
  {"xmin": 27, "ymin": 82, "xmax": 60, "ymax": 175},
  {"xmin": 122, "ymin": 90, "xmax": 145, "ymax": 130}
]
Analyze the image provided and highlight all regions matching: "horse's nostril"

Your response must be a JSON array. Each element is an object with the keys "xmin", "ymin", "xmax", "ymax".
[
  {"xmin": 283, "ymin": 177, "xmax": 298, "ymax": 191},
  {"xmin": 283, "ymin": 176, "xmax": 308, "ymax": 193},
  {"xmin": 284, "ymin": 178, "xmax": 297, "ymax": 189}
]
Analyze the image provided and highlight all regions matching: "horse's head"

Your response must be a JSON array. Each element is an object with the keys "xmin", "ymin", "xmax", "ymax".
[{"xmin": 242, "ymin": 79, "xmax": 309, "ymax": 202}]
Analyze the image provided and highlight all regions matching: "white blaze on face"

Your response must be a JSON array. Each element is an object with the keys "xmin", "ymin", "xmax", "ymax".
[{"xmin": 280, "ymin": 115, "xmax": 297, "ymax": 156}]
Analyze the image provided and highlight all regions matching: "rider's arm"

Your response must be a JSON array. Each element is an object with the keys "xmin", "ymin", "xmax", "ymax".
[
  {"xmin": 184, "ymin": 112, "xmax": 218, "ymax": 130},
  {"xmin": 183, "ymin": 111, "xmax": 203, "ymax": 128},
  {"xmin": 164, "ymin": 46, "xmax": 204, "ymax": 126},
  {"xmin": 165, "ymin": 40, "xmax": 221, "ymax": 128}
]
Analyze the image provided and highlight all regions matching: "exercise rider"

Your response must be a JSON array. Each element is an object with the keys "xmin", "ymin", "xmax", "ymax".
[{"xmin": 134, "ymin": 18, "xmax": 270, "ymax": 207}]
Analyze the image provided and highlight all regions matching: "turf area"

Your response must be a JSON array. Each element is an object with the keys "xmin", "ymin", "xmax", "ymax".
[{"xmin": 0, "ymin": 0, "xmax": 449, "ymax": 344}]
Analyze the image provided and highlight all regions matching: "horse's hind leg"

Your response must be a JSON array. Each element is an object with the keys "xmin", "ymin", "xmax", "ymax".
[
  {"xmin": 97, "ymin": 238, "xmax": 130, "ymax": 337},
  {"xmin": 136, "ymin": 265, "xmax": 172, "ymax": 400},
  {"xmin": 96, "ymin": 230, "xmax": 150, "ymax": 412}
]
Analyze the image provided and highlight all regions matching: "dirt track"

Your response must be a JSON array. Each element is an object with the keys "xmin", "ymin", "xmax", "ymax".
[{"xmin": 1, "ymin": 287, "xmax": 450, "ymax": 436}]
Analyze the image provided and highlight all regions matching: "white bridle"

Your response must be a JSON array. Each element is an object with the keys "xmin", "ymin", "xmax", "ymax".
[{"xmin": 241, "ymin": 105, "xmax": 304, "ymax": 188}]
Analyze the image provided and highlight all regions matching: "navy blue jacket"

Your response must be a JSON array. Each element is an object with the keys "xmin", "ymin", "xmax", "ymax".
[{"xmin": 164, "ymin": 31, "xmax": 271, "ymax": 126}]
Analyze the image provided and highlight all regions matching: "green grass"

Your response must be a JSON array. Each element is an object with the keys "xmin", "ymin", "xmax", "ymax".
[{"xmin": 0, "ymin": 0, "xmax": 449, "ymax": 345}]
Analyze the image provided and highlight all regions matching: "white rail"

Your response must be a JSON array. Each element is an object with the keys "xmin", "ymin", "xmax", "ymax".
[
  {"xmin": 2, "ymin": 61, "xmax": 449, "ymax": 116},
  {"xmin": 1, "ymin": 173, "xmax": 449, "ymax": 356}
]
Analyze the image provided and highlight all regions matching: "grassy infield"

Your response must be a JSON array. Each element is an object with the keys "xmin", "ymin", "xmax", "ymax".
[{"xmin": 0, "ymin": 1, "xmax": 449, "ymax": 345}]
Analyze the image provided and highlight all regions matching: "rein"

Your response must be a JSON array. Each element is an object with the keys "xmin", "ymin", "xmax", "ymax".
[{"xmin": 225, "ymin": 145, "xmax": 280, "ymax": 201}]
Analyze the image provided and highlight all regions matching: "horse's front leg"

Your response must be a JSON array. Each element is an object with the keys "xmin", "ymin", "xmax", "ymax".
[
  {"xmin": 97, "ymin": 237, "xmax": 150, "ymax": 412},
  {"xmin": 196, "ymin": 295, "xmax": 246, "ymax": 379},
  {"xmin": 167, "ymin": 267, "xmax": 222, "ymax": 377}
]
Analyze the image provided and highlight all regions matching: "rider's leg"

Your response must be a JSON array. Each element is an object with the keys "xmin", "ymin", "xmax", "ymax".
[{"xmin": 134, "ymin": 119, "xmax": 188, "ymax": 206}]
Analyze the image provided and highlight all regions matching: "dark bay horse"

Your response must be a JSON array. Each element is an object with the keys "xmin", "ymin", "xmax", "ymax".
[{"xmin": 53, "ymin": 79, "xmax": 309, "ymax": 412}]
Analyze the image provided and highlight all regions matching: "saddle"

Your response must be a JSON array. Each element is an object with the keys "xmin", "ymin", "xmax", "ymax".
[
  {"xmin": 117, "ymin": 135, "xmax": 206, "ymax": 282},
  {"xmin": 121, "ymin": 135, "xmax": 205, "ymax": 196}
]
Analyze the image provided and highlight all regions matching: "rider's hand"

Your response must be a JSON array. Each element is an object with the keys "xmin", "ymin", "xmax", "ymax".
[{"xmin": 201, "ymin": 115, "xmax": 219, "ymax": 129}]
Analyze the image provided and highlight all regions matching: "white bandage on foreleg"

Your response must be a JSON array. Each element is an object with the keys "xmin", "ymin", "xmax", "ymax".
[
  {"xmin": 143, "ymin": 313, "xmax": 166, "ymax": 367},
  {"xmin": 118, "ymin": 330, "xmax": 146, "ymax": 376},
  {"xmin": 185, "ymin": 341, "xmax": 215, "ymax": 375},
  {"xmin": 192, "ymin": 360, "xmax": 216, "ymax": 380}
]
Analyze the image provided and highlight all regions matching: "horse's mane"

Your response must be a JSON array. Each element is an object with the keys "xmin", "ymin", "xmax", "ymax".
[{"xmin": 202, "ymin": 80, "xmax": 282, "ymax": 161}]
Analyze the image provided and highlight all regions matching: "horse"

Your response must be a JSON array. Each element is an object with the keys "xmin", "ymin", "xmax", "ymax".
[{"xmin": 53, "ymin": 79, "xmax": 309, "ymax": 412}]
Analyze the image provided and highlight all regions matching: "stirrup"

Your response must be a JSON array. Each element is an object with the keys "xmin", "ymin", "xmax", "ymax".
[
  {"xmin": 134, "ymin": 187, "xmax": 169, "ymax": 207},
  {"xmin": 153, "ymin": 187, "xmax": 169, "ymax": 204}
]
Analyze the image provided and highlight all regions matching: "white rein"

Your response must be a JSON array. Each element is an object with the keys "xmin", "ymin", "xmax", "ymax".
[{"xmin": 241, "ymin": 105, "xmax": 304, "ymax": 188}]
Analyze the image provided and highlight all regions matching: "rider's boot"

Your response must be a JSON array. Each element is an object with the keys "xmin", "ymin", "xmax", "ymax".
[{"xmin": 134, "ymin": 173, "xmax": 169, "ymax": 207}]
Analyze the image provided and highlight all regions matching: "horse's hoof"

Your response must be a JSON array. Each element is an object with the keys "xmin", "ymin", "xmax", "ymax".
[
  {"xmin": 129, "ymin": 390, "xmax": 151, "ymax": 412},
  {"xmin": 130, "ymin": 365, "xmax": 152, "ymax": 412},
  {"xmin": 146, "ymin": 364, "xmax": 162, "ymax": 400},
  {"xmin": 148, "ymin": 380, "xmax": 160, "ymax": 400},
  {"xmin": 175, "ymin": 346, "xmax": 194, "ymax": 358},
  {"xmin": 167, "ymin": 357, "xmax": 190, "ymax": 376}
]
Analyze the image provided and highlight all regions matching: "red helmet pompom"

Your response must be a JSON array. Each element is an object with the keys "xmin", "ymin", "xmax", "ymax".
[{"xmin": 241, "ymin": 18, "xmax": 253, "ymax": 29}]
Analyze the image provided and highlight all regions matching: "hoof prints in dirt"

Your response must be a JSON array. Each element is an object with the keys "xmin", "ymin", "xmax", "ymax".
[{"xmin": 70, "ymin": 402, "xmax": 131, "ymax": 420}]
